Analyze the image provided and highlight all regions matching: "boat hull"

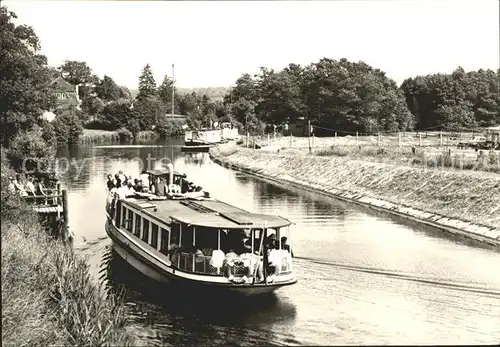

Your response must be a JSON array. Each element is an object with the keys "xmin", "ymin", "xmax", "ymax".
[
  {"xmin": 180, "ymin": 144, "xmax": 212, "ymax": 153},
  {"xmin": 105, "ymin": 218, "xmax": 296, "ymax": 296}
]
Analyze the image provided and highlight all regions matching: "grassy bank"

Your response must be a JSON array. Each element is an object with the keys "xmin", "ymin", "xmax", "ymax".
[
  {"xmin": 254, "ymin": 135, "xmax": 500, "ymax": 173},
  {"xmin": 1, "ymin": 158, "xmax": 134, "ymax": 346},
  {"xmin": 212, "ymin": 144, "xmax": 500, "ymax": 232}
]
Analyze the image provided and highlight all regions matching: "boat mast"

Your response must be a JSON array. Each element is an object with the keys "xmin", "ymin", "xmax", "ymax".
[{"xmin": 171, "ymin": 63, "xmax": 175, "ymax": 121}]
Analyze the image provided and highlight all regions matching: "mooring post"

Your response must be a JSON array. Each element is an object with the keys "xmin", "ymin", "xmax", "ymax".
[{"xmin": 62, "ymin": 189, "xmax": 69, "ymax": 234}]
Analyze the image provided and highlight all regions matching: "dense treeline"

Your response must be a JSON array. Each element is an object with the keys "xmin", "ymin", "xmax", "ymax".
[
  {"xmin": 401, "ymin": 67, "xmax": 500, "ymax": 131},
  {"xmin": 221, "ymin": 61, "xmax": 499, "ymax": 136}
]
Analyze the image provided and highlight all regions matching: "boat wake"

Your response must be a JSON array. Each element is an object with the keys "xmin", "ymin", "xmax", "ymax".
[{"xmin": 294, "ymin": 256, "xmax": 500, "ymax": 297}]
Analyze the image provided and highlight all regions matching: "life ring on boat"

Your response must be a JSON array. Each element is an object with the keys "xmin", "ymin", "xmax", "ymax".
[{"xmin": 229, "ymin": 277, "xmax": 246, "ymax": 285}]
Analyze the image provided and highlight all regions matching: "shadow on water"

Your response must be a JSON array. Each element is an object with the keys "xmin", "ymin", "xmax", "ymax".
[{"xmin": 99, "ymin": 247, "xmax": 300, "ymax": 346}]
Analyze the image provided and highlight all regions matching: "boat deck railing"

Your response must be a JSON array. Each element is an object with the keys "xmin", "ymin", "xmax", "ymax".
[{"xmin": 174, "ymin": 251, "xmax": 292, "ymax": 277}]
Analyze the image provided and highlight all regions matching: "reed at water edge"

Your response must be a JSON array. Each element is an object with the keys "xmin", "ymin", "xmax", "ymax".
[{"xmin": 1, "ymin": 154, "xmax": 134, "ymax": 346}]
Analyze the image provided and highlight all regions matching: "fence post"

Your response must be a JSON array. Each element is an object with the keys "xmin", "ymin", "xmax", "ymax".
[
  {"xmin": 335, "ymin": 132, "xmax": 337, "ymax": 140},
  {"xmin": 419, "ymin": 133, "xmax": 422, "ymax": 147},
  {"xmin": 246, "ymin": 132, "xmax": 249, "ymax": 147},
  {"xmin": 439, "ymin": 130, "xmax": 443, "ymax": 147},
  {"xmin": 290, "ymin": 134, "xmax": 293, "ymax": 148},
  {"xmin": 377, "ymin": 132, "xmax": 381, "ymax": 147},
  {"xmin": 267, "ymin": 133, "xmax": 270, "ymax": 146},
  {"xmin": 398, "ymin": 132, "xmax": 401, "ymax": 147},
  {"xmin": 356, "ymin": 131, "xmax": 359, "ymax": 146},
  {"xmin": 62, "ymin": 189, "xmax": 69, "ymax": 228}
]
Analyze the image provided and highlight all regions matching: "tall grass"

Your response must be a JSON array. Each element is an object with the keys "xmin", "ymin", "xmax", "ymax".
[
  {"xmin": 1, "ymin": 155, "xmax": 134, "ymax": 346},
  {"xmin": 80, "ymin": 129, "xmax": 120, "ymax": 144},
  {"xmin": 135, "ymin": 130, "xmax": 159, "ymax": 142}
]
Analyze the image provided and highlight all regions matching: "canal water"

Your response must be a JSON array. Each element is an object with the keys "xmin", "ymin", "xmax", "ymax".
[{"xmin": 56, "ymin": 139, "xmax": 500, "ymax": 346}]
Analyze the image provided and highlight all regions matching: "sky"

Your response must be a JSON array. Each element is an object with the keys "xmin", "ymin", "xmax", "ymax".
[{"xmin": 4, "ymin": 0, "xmax": 499, "ymax": 89}]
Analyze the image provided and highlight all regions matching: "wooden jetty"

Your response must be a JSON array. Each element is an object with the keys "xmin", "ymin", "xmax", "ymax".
[{"xmin": 23, "ymin": 183, "xmax": 71, "ymax": 242}]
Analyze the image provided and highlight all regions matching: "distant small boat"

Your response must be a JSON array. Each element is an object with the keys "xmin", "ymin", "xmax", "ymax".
[
  {"xmin": 181, "ymin": 144, "xmax": 213, "ymax": 153},
  {"xmin": 104, "ymin": 165, "xmax": 297, "ymax": 296}
]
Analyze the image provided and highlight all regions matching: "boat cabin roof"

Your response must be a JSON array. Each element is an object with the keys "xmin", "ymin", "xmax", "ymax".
[
  {"xmin": 144, "ymin": 169, "xmax": 185, "ymax": 177},
  {"xmin": 122, "ymin": 198, "xmax": 292, "ymax": 229}
]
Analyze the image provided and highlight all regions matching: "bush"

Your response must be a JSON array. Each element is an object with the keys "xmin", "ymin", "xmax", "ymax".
[
  {"xmin": 116, "ymin": 128, "xmax": 133, "ymax": 142},
  {"xmin": 155, "ymin": 119, "xmax": 185, "ymax": 138},
  {"xmin": 7, "ymin": 126, "xmax": 56, "ymax": 172},
  {"xmin": 52, "ymin": 112, "xmax": 84, "ymax": 147}
]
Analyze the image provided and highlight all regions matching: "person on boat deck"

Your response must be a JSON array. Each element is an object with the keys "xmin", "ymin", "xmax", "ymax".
[
  {"xmin": 106, "ymin": 174, "xmax": 115, "ymax": 191},
  {"xmin": 114, "ymin": 174, "xmax": 122, "ymax": 188},
  {"xmin": 126, "ymin": 181, "xmax": 136, "ymax": 194},
  {"xmin": 133, "ymin": 179, "xmax": 143, "ymax": 192},
  {"xmin": 224, "ymin": 248, "xmax": 241, "ymax": 280},
  {"xmin": 168, "ymin": 236, "xmax": 180, "ymax": 265},
  {"xmin": 264, "ymin": 233, "xmax": 278, "ymax": 252},
  {"xmin": 115, "ymin": 181, "xmax": 130, "ymax": 200},
  {"xmin": 267, "ymin": 244, "xmax": 282, "ymax": 278},
  {"xmin": 117, "ymin": 170, "xmax": 126, "ymax": 183},
  {"xmin": 280, "ymin": 236, "xmax": 294, "ymax": 257},
  {"xmin": 156, "ymin": 177, "xmax": 166, "ymax": 196},
  {"xmin": 179, "ymin": 174, "xmax": 190, "ymax": 193}
]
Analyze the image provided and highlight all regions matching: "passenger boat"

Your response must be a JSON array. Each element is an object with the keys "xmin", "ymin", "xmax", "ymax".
[{"xmin": 104, "ymin": 165, "xmax": 297, "ymax": 296}]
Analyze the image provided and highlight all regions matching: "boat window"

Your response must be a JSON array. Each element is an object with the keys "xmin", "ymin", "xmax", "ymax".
[
  {"xmin": 126, "ymin": 211, "xmax": 134, "ymax": 232},
  {"xmin": 181, "ymin": 225, "xmax": 194, "ymax": 251},
  {"xmin": 142, "ymin": 219, "xmax": 150, "ymax": 243},
  {"xmin": 170, "ymin": 223, "xmax": 180, "ymax": 244},
  {"xmin": 151, "ymin": 223, "xmax": 159, "ymax": 249},
  {"xmin": 121, "ymin": 207, "xmax": 127, "ymax": 227},
  {"xmin": 134, "ymin": 215, "xmax": 141, "ymax": 237},
  {"xmin": 160, "ymin": 227, "xmax": 169, "ymax": 255}
]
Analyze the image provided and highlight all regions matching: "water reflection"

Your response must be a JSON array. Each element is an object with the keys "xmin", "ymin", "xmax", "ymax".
[{"xmin": 100, "ymin": 247, "xmax": 299, "ymax": 346}]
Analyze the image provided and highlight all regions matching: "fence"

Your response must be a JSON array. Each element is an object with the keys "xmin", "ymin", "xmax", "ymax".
[{"xmin": 242, "ymin": 129, "xmax": 500, "ymax": 150}]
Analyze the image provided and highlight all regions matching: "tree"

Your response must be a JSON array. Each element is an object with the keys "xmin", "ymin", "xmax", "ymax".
[
  {"xmin": 100, "ymin": 100, "xmax": 135, "ymax": 131},
  {"xmin": 7, "ymin": 126, "xmax": 56, "ymax": 172},
  {"xmin": 158, "ymin": 75, "xmax": 175, "ymax": 106},
  {"xmin": 137, "ymin": 64, "xmax": 156, "ymax": 101},
  {"xmin": 95, "ymin": 75, "xmax": 121, "ymax": 102},
  {"xmin": 52, "ymin": 109, "xmax": 84, "ymax": 147},
  {"xmin": 58, "ymin": 60, "xmax": 94, "ymax": 86},
  {"xmin": 0, "ymin": 6, "xmax": 56, "ymax": 147},
  {"xmin": 401, "ymin": 67, "xmax": 499, "ymax": 130},
  {"xmin": 119, "ymin": 86, "xmax": 133, "ymax": 101},
  {"xmin": 81, "ymin": 96, "xmax": 104, "ymax": 118}
]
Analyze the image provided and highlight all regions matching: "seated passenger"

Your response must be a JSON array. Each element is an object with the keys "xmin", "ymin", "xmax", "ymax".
[
  {"xmin": 133, "ymin": 178, "xmax": 142, "ymax": 192},
  {"xmin": 210, "ymin": 249, "xmax": 225, "ymax": 274},
  {"xmin": 25, "ymin": 176, "xmax": 36, "ymax": 196},
  {"xmin": 268, "ymin": 245, "xmax": 282, "ymax": 278},
  {"xmin": 281, "ymin": 236, "xmax": 294, "ymax": 257},
  {"xmin": 224, "ymin": 248, "xmax": 241, "ymax": 280}
]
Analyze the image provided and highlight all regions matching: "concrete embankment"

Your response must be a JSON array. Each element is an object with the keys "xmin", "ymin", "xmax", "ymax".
[{"xmin": 210, "ymin": 144, "xmax": 500, "ymax": 247}]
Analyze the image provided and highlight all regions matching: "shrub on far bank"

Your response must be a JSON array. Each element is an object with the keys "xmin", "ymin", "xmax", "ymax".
[
  {"xmin": 52, "ymin": 111, "xmax": 84, "ymax": 147},
  {"xmin": 116, "ymin": 128, "xmax": 133, "ymax": 142},
  {"xmin": 155, "ymin": 119, "xmax": 185, "ymax": 138}
]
